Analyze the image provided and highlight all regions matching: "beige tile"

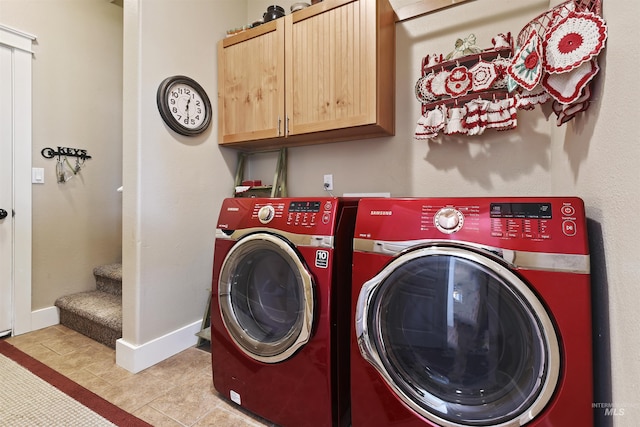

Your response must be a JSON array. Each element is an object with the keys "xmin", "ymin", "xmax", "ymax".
[
  {"xmin": 10, "ymin": 341, "xmax": 62, "ymax": 363},
  {"xmin": 132, "ymin": 405, "xmax": 184, "ymax": 427},
  {"xmin": 6, "ymin": 325, "xmax": 69, "ymax": 348},
  {"xmin": 193, "ymin": 406, "xmax": 271, "ymax": 427},
  {"xmin": 148, "ymin": 371, "xmax": 222, "ymax": 426},
  {"xmin": 40, "ymin": 330, "xmax": 107, "ymax": 355},
  {"xmin": 40, "ymin": 344, "xmax": 114, "ymax": 376},
  {"xmin": 84, "ymin": 357, "xmax": 136, "ymax": 384},
  {"xmin": 211, "ymin": 395, "xmax": 276, "ymax": 427},
  {"xmin": 145, "ymin": 347, "xmax": 212, "ymax": 386},
  {"xmin": 99, "ymin": 369, "xmax": 179, "ymax": 413},
  {"xmin": 65, "ymin": 368, "xmax": 115, "ymax": 396}
]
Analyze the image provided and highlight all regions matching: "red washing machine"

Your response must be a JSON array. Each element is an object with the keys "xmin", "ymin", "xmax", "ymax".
[
  {"xmin": 211, "ymin": 197, "xmax": 358, "ymax": 427},
  {"xmin": 351, "ymin": 197, "xmax": 593, "ymax": 427}
]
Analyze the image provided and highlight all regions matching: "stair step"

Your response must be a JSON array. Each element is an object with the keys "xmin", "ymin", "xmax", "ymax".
[
  {"xmin": 55, "ymin": 290, "xmax": 122, "ymax": 349},
  {"xmin": 93, "ymin": 263, "xmax": 122, "ymax": 296}
]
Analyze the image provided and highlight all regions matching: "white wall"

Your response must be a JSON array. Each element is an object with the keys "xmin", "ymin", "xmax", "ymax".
[{"xmin": 117, "ymin": 0, "xmax": 244, "ymax": 372}]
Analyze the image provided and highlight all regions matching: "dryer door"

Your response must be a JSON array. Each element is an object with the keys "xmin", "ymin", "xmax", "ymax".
[
  {"xmin": 219, "ymin": 233, "xmax": 314, "ymax": 364},
  {"xmin": 356, "ymin": 244, "xmax": 560, "ymax": 427}
]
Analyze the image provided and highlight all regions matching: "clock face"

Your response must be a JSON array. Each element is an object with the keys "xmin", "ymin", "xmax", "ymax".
[
  {"xmin": 157, "ymin": 76, "xmax": 212, "ymax": 136},
  {"xmin": 167, "ymin": 83, "xmax": 207, "ymax": 129}
]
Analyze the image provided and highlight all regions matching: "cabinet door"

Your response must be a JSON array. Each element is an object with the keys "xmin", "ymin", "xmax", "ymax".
[
  {"xmin": 286, "ymin": 0, "xmax": 391, "ymax": 136},
  {"xmin": 218, "ymin": 20, "xmax": 285, "ymax": 145}
]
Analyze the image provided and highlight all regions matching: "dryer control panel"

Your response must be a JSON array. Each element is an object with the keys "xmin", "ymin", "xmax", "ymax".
[{"xmin": 355, "ymin": 197, "xmax": 588, "ymax": 255}]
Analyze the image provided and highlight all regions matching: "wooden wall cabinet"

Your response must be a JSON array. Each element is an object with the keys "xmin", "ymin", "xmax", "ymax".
[{"xmin": 217, "ymin": 0, "xmax": 395, "ymax": 150}]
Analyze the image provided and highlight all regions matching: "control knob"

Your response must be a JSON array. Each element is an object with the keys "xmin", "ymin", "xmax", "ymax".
[
  {"xmin": 257, "ymin": 205, "xmax": 275, "ymax": 224},
  {"xmin": 434, "ymin": 207, "xmax": 464, "ymax": 234}
]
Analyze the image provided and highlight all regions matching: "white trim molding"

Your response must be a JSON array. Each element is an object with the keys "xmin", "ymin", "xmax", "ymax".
[
  {"xmin": 0, "ymin": 24, "xmax": 35, "ymax": 336},
  {"xmin": 115, "ymin": 320, "xmax": 201, "ymax": 373},
  {"xmin": 30, "ymin": 306, "xmax": 60, "ymax": 331},
  {"xmin": 0, "ymin": 24, "xmax": 36, "ymax": 53}
]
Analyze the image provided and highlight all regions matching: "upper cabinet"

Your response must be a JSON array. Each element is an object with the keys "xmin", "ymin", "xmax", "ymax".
[{"xmin": 218, "ymin": 0, "xmax": 395, "ymax": 150}]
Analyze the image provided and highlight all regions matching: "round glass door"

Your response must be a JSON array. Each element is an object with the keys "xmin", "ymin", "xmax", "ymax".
[
  {"xmin": 356, "ymin": 244, "xmax": 560, "ymax": 427},
  {"xmin": 219, "ymin": 233, "xmax": 314, "ymax": 363}
]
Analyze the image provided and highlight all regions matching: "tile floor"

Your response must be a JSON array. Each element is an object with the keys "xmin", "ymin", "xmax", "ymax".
[{"xmin": 5, "ymin": 325, "xmax": 275, "ymax": 427}]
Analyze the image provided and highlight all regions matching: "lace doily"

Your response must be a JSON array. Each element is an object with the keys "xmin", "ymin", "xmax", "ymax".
[
  {"xmin": 415, "ymin": 73, "xmax": 438, "ymax": 103},
  {"xmin": 516, "ymin": 0, "xmax": 602, "ymax": 48},
  {"xmin": 542, "ymin": 59, "xmax": 599, "ymax": 103},
  {"xmin": 543, "ymin": 11, "xmax": 607, "ymax": 73},
  {"xmin": 470, "ymin": 61, "xmax": 498, "ymax": 91},
  {"xmin": 508, "ymin": 29, "xmax": 543, "ymax": 91},
  {"xmin": 445, "ymin": 66, "xmax": 473, "ymax": 97}
]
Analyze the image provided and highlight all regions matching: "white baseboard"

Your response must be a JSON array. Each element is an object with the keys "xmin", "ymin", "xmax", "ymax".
[
  {"xmin": 115, "ymin": 320, "xmax": 201, "ymax": 373},
  {"xmin": 30, "ymin": 306, "xmax": 60, "ymax": 331},
  {"xmin": 26, "ymin": 307, "xmax": 202, "ymax": 375}
]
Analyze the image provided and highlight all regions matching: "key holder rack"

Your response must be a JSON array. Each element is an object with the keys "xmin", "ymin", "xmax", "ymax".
[
  {"xmin": 41, "ymin": 146, "xmax": 92, "ymax": 160},
  {"xmin": 41, "ymin": 146, "xmax": 92, "ymax": 183}
]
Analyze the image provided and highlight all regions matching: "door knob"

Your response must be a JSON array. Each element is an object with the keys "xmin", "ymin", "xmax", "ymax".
[{"xmin": 0, "ymin": 209, "xmax": 8, "ymax": 220}]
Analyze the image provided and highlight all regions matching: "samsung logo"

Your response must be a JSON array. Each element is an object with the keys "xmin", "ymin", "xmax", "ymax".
[{"xmin": 370, "ymin": 210, "xmax": 392, "ymax": 216}]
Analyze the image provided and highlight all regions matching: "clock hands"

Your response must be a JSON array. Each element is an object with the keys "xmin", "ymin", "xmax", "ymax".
[{"xmin": 158, "ymin": 76, "xmax": 211, "ymax": 135}]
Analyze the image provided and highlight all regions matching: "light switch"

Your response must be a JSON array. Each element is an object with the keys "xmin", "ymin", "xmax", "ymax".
[{"xmin": 32, "ymin": 167, "xmax": 44, "ymax": 184}]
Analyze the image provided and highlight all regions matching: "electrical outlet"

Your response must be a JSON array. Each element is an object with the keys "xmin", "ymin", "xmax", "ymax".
[{"xmin": 323, "ymin": 174, "xmax": 333, "ymax": 191}]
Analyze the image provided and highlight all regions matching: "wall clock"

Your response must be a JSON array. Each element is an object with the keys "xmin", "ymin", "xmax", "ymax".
[{"xmin": 156, "ymin": 75, "xmax": 212, "ymax": 136}]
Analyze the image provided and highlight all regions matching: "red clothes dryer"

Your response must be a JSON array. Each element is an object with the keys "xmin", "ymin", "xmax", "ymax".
[
  {"xmin": 351, "ymin": 197, "xmax": 593, "ymax": 427},
  {"xmin": 211, "ymin": 197, "xmax": 357, "ymax": 427}
]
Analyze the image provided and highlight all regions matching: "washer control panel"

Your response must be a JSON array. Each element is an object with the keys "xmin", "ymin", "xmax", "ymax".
[
  {"xmin": 251, "ymin": 200, "xmax": 334, "ymax": 228},
  {"xmin": 287, "ymin": 200, "xmax": 327, "ymax": 226}
]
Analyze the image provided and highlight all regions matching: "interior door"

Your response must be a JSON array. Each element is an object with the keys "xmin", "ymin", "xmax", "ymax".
[
  {"xmin": 0, "ymin": 24, "xmax": 33, "ymax": 337},
  {"xmin": 0, "ymin": 43, "xmax": 13, "ymax": 336}
]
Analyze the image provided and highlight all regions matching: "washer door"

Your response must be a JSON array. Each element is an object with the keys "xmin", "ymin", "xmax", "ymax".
[
  {"xmin": 219, "ymin": 233, "xmax": 314, "ymax": 363},
  {"xmin": 356, "ymin": 244, "xmax": 560, "ymax": 427}
]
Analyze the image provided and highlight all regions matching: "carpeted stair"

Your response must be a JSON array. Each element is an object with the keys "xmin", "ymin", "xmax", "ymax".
[{"xmin": 54, "ymin": 263, "xmax": 122, "ymax": 349}]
